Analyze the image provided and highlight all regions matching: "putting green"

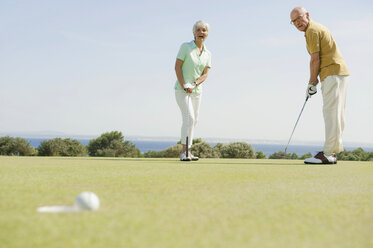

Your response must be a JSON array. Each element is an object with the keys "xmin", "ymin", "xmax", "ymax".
[{"xmin": 0, "ymin": 157, "xmax": 372, "ymax": 248}]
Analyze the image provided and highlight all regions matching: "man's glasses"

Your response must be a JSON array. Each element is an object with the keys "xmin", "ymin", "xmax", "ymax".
[{"xmin": 290, "ymin": 14, "xmax": 305, "ymax": 25}]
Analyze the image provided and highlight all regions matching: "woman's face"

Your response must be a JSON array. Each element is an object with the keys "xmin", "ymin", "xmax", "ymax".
[{"xmin": 194, "ymin": 25, "xmax": 208, "ymax": 42}]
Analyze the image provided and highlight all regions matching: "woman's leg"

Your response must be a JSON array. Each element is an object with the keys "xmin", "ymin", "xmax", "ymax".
[
  {"xmin": 188, "ymin": 92, "xmax": 202, "ymax": 146},
  {"xmin": 175, "ymin": 91, "xmax": 202, "ymax": 153},
  {"xmin": 175, "ymin": 90, "xmax": 192, "ymax": 153}
]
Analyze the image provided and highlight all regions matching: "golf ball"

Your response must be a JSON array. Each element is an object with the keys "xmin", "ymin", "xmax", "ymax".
[{"xmin": 75, "ymin": 192, "xmax": 100, "ymax": 211}]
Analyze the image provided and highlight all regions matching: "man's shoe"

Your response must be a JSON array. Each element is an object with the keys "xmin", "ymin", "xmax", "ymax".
[
  {"xmin": 180, "ymin": 152, "xmax": 191, "ymax": 161},
  {"xmin": 304, "ymin": 152, "xmax": 337, "ymax": 164}
]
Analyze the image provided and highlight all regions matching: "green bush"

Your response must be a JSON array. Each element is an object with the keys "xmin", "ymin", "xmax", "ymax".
[
  {"xmin": 143, "ymin": 145, "xmax": 182, "ymax": 158},
  {"xmin": 87, "ymin": 131, "xmax": 140, "ymax": 157},
  {"xmin": 191, "ymin": 142, "xmax": 219, "ymax": 158},
  {"xmin": 145, "ymin": 141, "xmax": 219, "ymax": 158},
  {"xmin": 38, "ymin": 138, "xmax": 87, "ymax": 156},
  {"xmin": 300, "ymin": 152, "xmax": 312, "ymax": 160},
  {"xmin": 143, "ymin": 150, "xmax": 166, "ymax": 158},
  {"xmin": 0, "ymin": 136, "xmax": 36, "ymax": 156},
  {"xmin": 123, "ymin": 140, "xmax": 141, "ymax": 157},
  {"xmin": 192, "ymin": 138, "xmax": 203, "ymax": 144},
  {"xmin": 269, "ymin": 151, "xmax": 287, "ymax": 159},
  {"xmin": 219, "ymin": 142, "xmax": 255, "ymax": 159},
  {"xmin": 163, "ymin": 144, "xmax": 183, "ymax": 158},
  {"xmin": 337, "ymin": 148, "xmax": 373, "ymax": 161},
  {"xmin": 268, "ymin": 148, "xmax": 373, "ymax": 161},
  {"xmin": 95, "ymin": 139, "xmax": 124, "ymax": 157},
  {"xmin": 269, "ymin": 151, "xmax": 303, "ymax": 160},
  {"xmin": 213, "ymin": 143, "xmax": 223, "ymax": 158},
  {"xmin": 255, "ymin": 151, "xmax": 266, "ymax": 159},
  {"xmin": 177, "ymin": 138, "xmax": 203, "ymax": 145}
]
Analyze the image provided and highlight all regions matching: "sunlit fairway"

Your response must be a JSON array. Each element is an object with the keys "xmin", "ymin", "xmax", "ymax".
[{"xmin": 0, "ymin": 157, "xmax": 372, "ymax": 248}]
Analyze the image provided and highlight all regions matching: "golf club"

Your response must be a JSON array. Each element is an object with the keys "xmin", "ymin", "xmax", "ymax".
[
  {"xmin": 186, "ymin": 93, "xmax": 191, "ymax": 159},
  {"xmin": 284, "ymin": 96, "xmax": 309, "ymax": 155}
]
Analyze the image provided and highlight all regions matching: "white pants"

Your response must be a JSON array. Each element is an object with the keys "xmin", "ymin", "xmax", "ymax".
[
  {"xmin": 321, "ymin": 75, "xmax": 348, "ymax": 155},
  {"xmin": 175, "ymin": 90, "xmax": 202, "ymax": 148}
]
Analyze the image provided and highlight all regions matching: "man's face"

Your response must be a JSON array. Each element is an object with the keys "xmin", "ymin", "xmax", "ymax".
[{"xmin": 290, "ymin": 11, "xmax": 309, "ymax": 32}]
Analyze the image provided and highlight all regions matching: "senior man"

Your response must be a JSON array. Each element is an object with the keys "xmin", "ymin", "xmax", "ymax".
[{"xmin": 290, "ymin": 7, "xmax": 349, "ymax": 164}]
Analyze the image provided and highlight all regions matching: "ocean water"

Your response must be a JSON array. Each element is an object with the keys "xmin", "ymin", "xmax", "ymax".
[{"xmin": 26, "ymin": 138, "xmax": 373, "ymax": 157}]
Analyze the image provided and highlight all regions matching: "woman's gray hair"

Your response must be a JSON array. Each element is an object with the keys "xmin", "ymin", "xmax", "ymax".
[{"xmin": 193, "ymin": 20, "xmax": 210, "ymax": 34}]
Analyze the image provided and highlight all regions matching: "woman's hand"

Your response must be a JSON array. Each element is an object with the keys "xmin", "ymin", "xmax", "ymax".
[
  {"xmin": 184, "ymin": 83, "xmax": 194, "ymax": 93},
  {"xmin": 184, "ymin": 88, "xmax": 193, "ymax": 93}
]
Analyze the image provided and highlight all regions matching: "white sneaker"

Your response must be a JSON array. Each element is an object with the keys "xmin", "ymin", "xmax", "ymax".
[
  {"xmin": 180, "ymin": 152, "xmax": 191, "ymax": 161},
  {"xmin": 189, "ymin": 153, "xmax": 199, "ymax": 161},
  {"xmin": 304, "ymin": 152, "xmax": 337, "ymax": 164}
]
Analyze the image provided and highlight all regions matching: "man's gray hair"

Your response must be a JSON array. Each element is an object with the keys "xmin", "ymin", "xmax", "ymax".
[
  {"xmin": 193, "ymin": 20, "xmax": 210, "ymax": 34},
  {"xmin": 293, "ymin": 6, "xmax": 307, "ymax": 15}
]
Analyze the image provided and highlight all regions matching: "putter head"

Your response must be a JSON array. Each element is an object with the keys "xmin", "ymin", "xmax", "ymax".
[{"xmin": 281, "ymin": 149, "xmax": 287, "ymax": 158}]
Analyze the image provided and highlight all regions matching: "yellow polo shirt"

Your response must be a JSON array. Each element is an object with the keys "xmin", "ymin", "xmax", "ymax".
[{"xmin": 305, "ymin": 20, "xmax": 349, "ymax": 81}]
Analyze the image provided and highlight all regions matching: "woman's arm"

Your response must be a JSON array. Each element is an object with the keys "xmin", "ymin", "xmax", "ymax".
[
  {"xmin": 175, "ymin": 58, "xmax": 193, "ymax": 93},
  {"xmin": 194, "ymin": 67, "xmax": 210, "ymax": 87},
  {"xmin": 175, "ymin": 59, "xmax": 186, "ymax": 89}
]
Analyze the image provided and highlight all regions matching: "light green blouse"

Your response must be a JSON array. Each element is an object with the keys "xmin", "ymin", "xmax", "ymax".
[{"xmin": 174, "ymin": 40, "xmax": 211, "ymax": 93}]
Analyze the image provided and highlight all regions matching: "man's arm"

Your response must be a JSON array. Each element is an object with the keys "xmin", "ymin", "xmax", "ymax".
[{"xmin": 309, "ymin": 52, "xmax": 320, "ymax": 85}]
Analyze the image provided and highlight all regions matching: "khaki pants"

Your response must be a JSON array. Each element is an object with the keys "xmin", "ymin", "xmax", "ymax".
[{"xmin": 321, "ymin": 75, "xmax": 348, "ymax": 155}]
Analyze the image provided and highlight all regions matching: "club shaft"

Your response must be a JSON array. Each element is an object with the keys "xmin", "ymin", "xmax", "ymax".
[
  {"xmin": 285, "ymin": 97, "xmax": 309, "ymax": 154},
  {"xmin": 186, "ymin": 94, "xmax": 191, "ymax": 157}
]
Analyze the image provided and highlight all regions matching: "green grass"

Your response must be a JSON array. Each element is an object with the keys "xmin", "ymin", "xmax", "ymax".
[{"xmin": 0, "ymin": 157, "xmax": 372, "ymax": 248}]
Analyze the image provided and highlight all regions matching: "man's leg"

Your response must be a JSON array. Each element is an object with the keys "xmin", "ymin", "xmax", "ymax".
[{"xmin": 321, "ymin": 75, "xmax": 348, "ymax": 155}]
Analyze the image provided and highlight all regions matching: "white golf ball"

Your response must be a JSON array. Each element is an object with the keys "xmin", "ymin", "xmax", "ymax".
[{"xmin": 74, "ymin": 192, "xmax": 100, "ymax": 211}]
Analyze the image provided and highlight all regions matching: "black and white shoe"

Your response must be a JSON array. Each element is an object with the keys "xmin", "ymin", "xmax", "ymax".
[{"xmin": 304, "ymin": 152, "xmax": 337, "ymax": 164}]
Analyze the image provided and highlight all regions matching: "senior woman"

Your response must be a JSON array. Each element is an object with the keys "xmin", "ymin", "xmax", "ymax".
[{"xmin": 174, "ymin": 20, "xmax": 211, "ymax": 161}]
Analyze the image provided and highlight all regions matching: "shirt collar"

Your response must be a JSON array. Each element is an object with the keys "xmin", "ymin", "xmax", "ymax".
[
  {"xmin": 191, "ymin": 40, "xmax": 207, "ymax": 52},
  {"xmin": 304, "ymin": 20, "xmax": 313, "ymax": 36}
]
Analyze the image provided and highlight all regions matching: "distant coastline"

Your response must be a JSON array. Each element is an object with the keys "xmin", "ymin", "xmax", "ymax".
[
  {"xmin": 2, "ymin": 131, "xmax": 372, "ymax": 146},
  {"xmin": 1, "ymin": 132, "xmax": 372, "ymax": 156},
  {"xmin": 22, "ymin": 137, "xmax": 373, "ymax": 157}
]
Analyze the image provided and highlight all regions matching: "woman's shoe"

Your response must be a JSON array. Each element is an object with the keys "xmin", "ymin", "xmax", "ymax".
[{"xmin": 180, "ymin": 152, "xmax": 191, "ymax": 161}]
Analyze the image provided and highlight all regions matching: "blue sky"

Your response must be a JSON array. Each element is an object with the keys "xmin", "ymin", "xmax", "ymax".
[{"xmin": 1, "ymin": 0, "xmax": 373, "ymax": 145}]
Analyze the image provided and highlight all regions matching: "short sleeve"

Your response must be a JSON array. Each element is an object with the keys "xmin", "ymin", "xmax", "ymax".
[
  {"xmin": 306, "ymin": 31, "xmax": 320, "ymax": 54},
  {"xmin": 207, "ymin": 53, "xmax": 212, "ymax": 68},
  {"xmin": 176, "ymin": 43, "xmax": 187, "ymax": 61}
]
